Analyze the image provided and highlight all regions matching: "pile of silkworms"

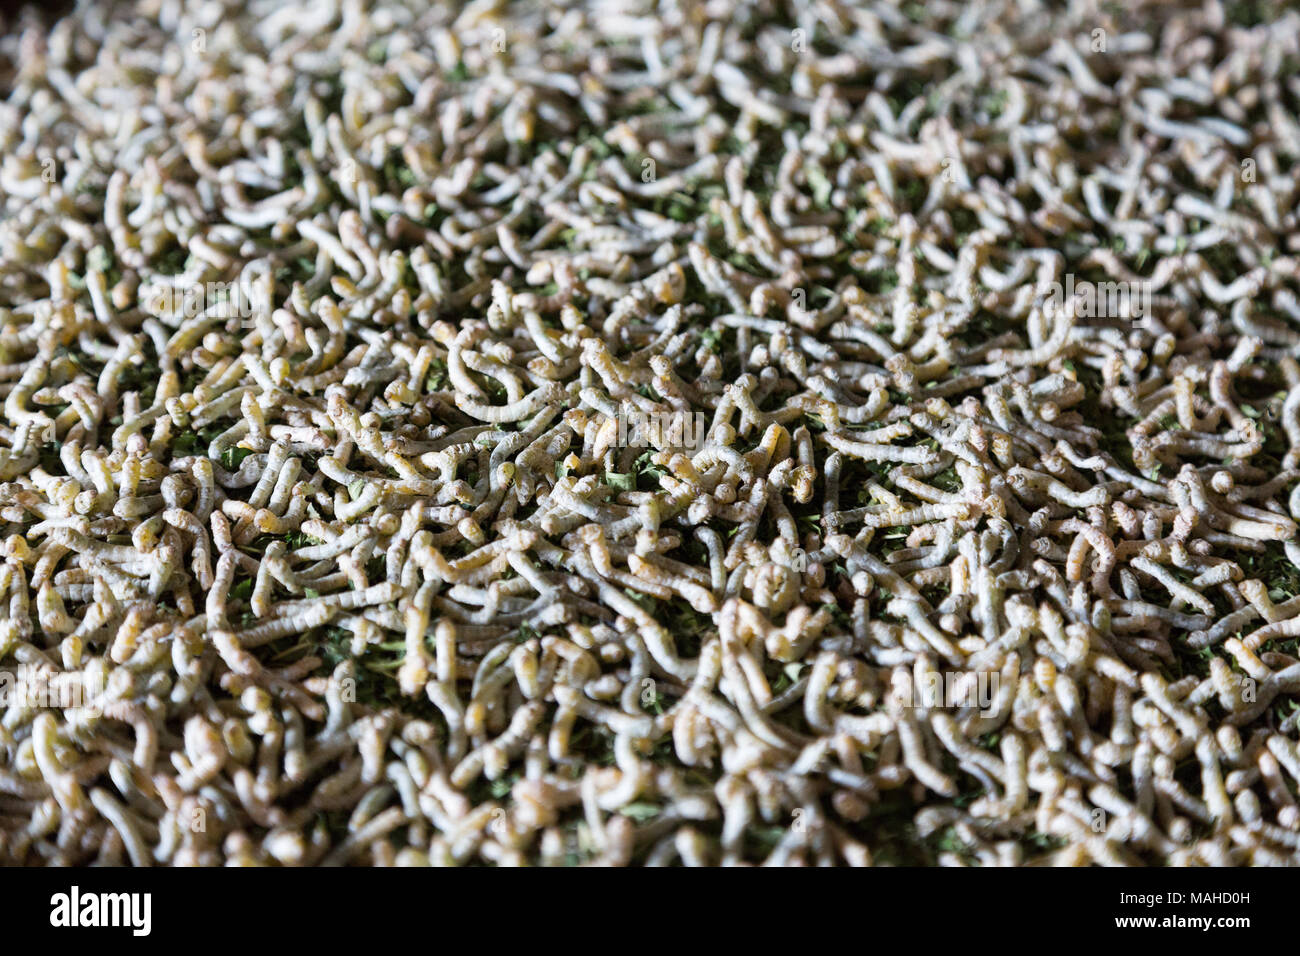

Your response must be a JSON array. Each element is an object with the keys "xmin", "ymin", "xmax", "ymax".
[{"xmin": 2, "ymin": 0, "xmax": 1300, "ymax": 866}]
